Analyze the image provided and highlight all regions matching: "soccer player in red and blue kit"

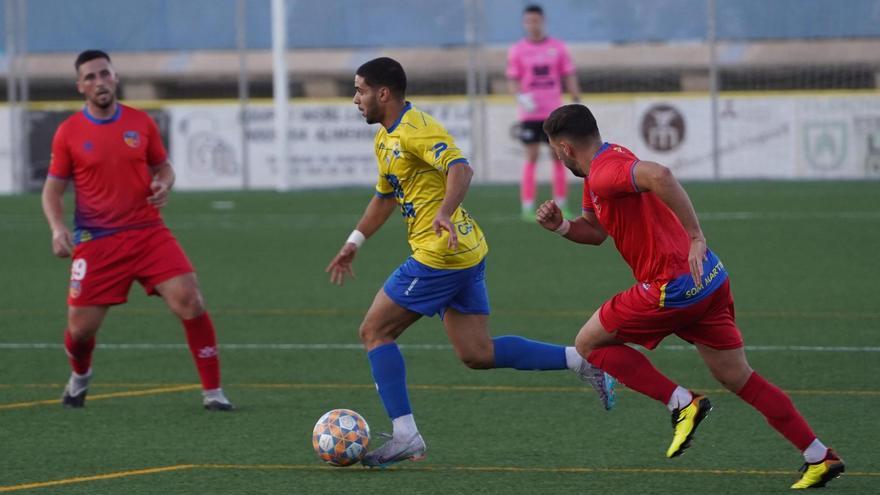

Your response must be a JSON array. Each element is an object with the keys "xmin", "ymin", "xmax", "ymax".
[
  {"xmin": 536, "ymin": 105, "xmax": 844, "ymax": 489},
  {"xmin": 41, "ymin": 50, "xmax": 233, "ymax": 411}
]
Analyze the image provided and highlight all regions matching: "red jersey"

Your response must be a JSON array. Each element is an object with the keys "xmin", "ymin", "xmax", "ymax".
[
  {"xmin": 582, "ymin": 143, "xmax": 691, "ymax": 284},
  {"xmin": 48, "ymin": 104, "xmax": 168, "ymax": 243}
]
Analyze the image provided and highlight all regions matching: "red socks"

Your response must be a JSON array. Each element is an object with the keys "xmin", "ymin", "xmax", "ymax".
[
  {"xmin": 736, "ymin": 371, "xmax": 816, "ymax": 451},
  {"xmin": 64, "ymin": 329, "xmax": 95, "ymax": 375},
  {"xmin": 587, "ymin": 345, "xmax": 817, "ymax": 453},
  {"xmin": 182, "ymin": 312, "xmax": 221, "ymax": 390},
  {"xmin": 588, "ymin": 345, "xmax": 677, "ymax": 403}
]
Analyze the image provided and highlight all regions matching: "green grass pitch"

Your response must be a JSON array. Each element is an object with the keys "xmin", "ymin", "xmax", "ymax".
[{"xmin": 1, "ymin": 181, "xmax": 878, "ymax": 494}]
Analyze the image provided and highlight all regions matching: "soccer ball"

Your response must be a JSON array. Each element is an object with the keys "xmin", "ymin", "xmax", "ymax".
[{"xmin": 312, "ymin": 409, "xmax": 371, "ymax": 466}]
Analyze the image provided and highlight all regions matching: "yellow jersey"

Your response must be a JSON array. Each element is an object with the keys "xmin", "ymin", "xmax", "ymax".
[{"xmin": 373, "ymin": 102, "xmax": 488, "ymax": 269}]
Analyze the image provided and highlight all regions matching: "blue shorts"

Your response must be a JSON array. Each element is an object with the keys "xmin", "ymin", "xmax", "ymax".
[{"xmin": 382, "ymin": 257, "xmax": 491, "ymax": 318}]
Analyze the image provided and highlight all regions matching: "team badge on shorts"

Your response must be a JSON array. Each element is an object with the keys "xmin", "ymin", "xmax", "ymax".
[
  {"xmin": 69, "ymin": 258, "xmax": 87, "ymax": 300},
  {"xmin": 123, "ymin": 131, "xmax": 141, "ymax": 148},
  {"xmin": 69, "ymin": 280, "xmax": 82, "ymax": 299}
]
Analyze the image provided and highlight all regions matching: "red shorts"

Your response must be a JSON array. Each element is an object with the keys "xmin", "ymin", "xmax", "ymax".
[
  {"xmin": 67, "ymin": 225, "xmax": 194, "ymax": 306},
  {"xmin": 598, "ymin": 279, "xmax": 743, "ymax": 350}
]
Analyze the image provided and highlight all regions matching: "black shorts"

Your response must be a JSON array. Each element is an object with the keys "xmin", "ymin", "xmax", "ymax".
[{"xmin": 515, "ymin": 120, "xmax": 549, "ymax": 144}]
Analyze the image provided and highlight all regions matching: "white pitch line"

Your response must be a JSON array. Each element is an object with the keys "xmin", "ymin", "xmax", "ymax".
[
  {"xmin": 1, "ymin": 210, "xmax": 878, "ymax": 228},
  {"xmin": 1, "ymin": 343, "xmax": 879, "ymax": 352},
  {"xmin": 698, "ymin": 211, "xmax": 880, "ymax": 221},
  {"xmin": 479, "ymin": 211, "xmax": 880, "ymax": 223}
]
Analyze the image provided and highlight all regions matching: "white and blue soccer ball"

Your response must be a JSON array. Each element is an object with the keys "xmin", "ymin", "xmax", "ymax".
[{"xmin": 312, "ymin": 409, "xmax": 371, "ymax": 466}]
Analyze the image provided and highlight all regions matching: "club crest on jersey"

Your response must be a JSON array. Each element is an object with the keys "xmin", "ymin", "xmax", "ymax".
[{"xmin": 123, "ymin": 131, "xmax": 140, "ymax": 148}]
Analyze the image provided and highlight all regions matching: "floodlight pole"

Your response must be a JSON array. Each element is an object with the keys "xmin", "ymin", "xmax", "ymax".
[
  {"xmin": 236, "ymin": 0, "xmax": 251, "ymax": 190},
  {"xmin": 4, "ymin": 0, "xmax": 27, "ymax": 193},
  {"xmin": 271, "ymin": 0, "xmax": 290, "ymax": 191},
  {"xmin": 465, "ymin": 0, "xmax": 489, "ymax": 184},
  {"xmin": 708, "ymin": 0, "xmax": 720, "ymax": 180},
  {"xmin": 5, "ymin": 0, "xmax": 20, "ymax": 193}
]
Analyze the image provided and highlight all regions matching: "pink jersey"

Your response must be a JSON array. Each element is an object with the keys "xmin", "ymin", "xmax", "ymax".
[
  {"xmin": 506, "ymin": 36, "xmax": 575, "ymax": 121},
  {"xmin": 582, "ymin": 143, "xmax": 692, "ymax": 284},
  {"xmin": 48, "ymin": 104, "xmax": 168, "ymax": 243}
]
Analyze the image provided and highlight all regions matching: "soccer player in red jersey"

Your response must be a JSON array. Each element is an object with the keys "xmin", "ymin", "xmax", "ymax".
[
  {"xmin": 41, "ymin": 50, "xmax": 233, "ymax": 411},
  {"xmin": 535, "ymin": 104, "xmax": 844, "ymax": 489}
]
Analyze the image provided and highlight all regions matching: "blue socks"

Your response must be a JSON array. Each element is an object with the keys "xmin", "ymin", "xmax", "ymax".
[
  {"xmin": 368, "ymin": 337, "xmax": 567, "ymax": 421},
  {"xmin": 492, "ymin": 335, "xmax": 567, "ymax": 370},
  {"xmin": 368, "ymin": 342, "xmax": 412, "ymax": 419}
]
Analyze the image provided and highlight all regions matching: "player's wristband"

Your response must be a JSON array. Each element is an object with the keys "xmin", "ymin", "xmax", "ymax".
[
  {"xmin": 346, "ymin": 229, "xmax": 366, "ymax": 248},
  {"xmin": 553, "ymin": 219, "xmax": 571, "ymax": 236}
]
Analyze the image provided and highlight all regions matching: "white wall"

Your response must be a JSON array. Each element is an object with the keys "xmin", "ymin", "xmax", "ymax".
[
  {"xmin": 168, "ymin": 93, "xmax": 880, "ymax": 191},
  {"xmin": 4, "ymin": 92, "xmax": 879, "ymax": 194}
]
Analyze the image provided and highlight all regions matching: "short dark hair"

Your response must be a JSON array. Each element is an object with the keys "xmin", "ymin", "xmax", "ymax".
[
  {"xmin": 356, "ymin": 57, "xmax": 407, "ymax": 97},
  {"xmin": 75, "ymin": 50, "xmax": 111, "ymax": 73},
  {"xmin": 523, "ymin": 4, "xmax": 544, "ymax": 16},
  {"xmin": 543, "ymin": 104, "xmax": 600, "ymax": 142}
]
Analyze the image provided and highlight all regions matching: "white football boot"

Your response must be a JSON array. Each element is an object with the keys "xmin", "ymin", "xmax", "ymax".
[
  {"xmin": 362, "ymin": 433, "xmax": 427, "ymax": 468},
  {"xmin": 575, "ymin": 360, "xmax": 617, "ymax": 411}
]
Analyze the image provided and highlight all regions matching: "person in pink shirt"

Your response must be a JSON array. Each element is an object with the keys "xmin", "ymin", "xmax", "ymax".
[{"xmin": 506, "ymin": 4, "xmax": 581, "ymax": 221}]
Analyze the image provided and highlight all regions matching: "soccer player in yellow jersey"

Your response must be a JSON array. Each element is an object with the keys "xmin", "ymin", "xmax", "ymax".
[{"xmin": 326, "ymin": 57, "xmax": 615, "ymax": 468}]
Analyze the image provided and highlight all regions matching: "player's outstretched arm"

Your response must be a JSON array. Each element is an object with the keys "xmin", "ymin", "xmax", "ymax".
[
  {"xmin": 536, "ymin": 200, "xmax": 607, "ymax": 245},
  {"xmin": 41, "ymin": 177, "xmax": 74, "ymax": 258},
  {"xmin": 326, "ymin": 195, "xmax": 397, "ymax": 286},
  {"xmin": 433, "ymin": 162, "xmax": 473, "ymax": 250},
  {"xmin": 633, "ymin": 161, "xmax": 707, "ymax": 284}
]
